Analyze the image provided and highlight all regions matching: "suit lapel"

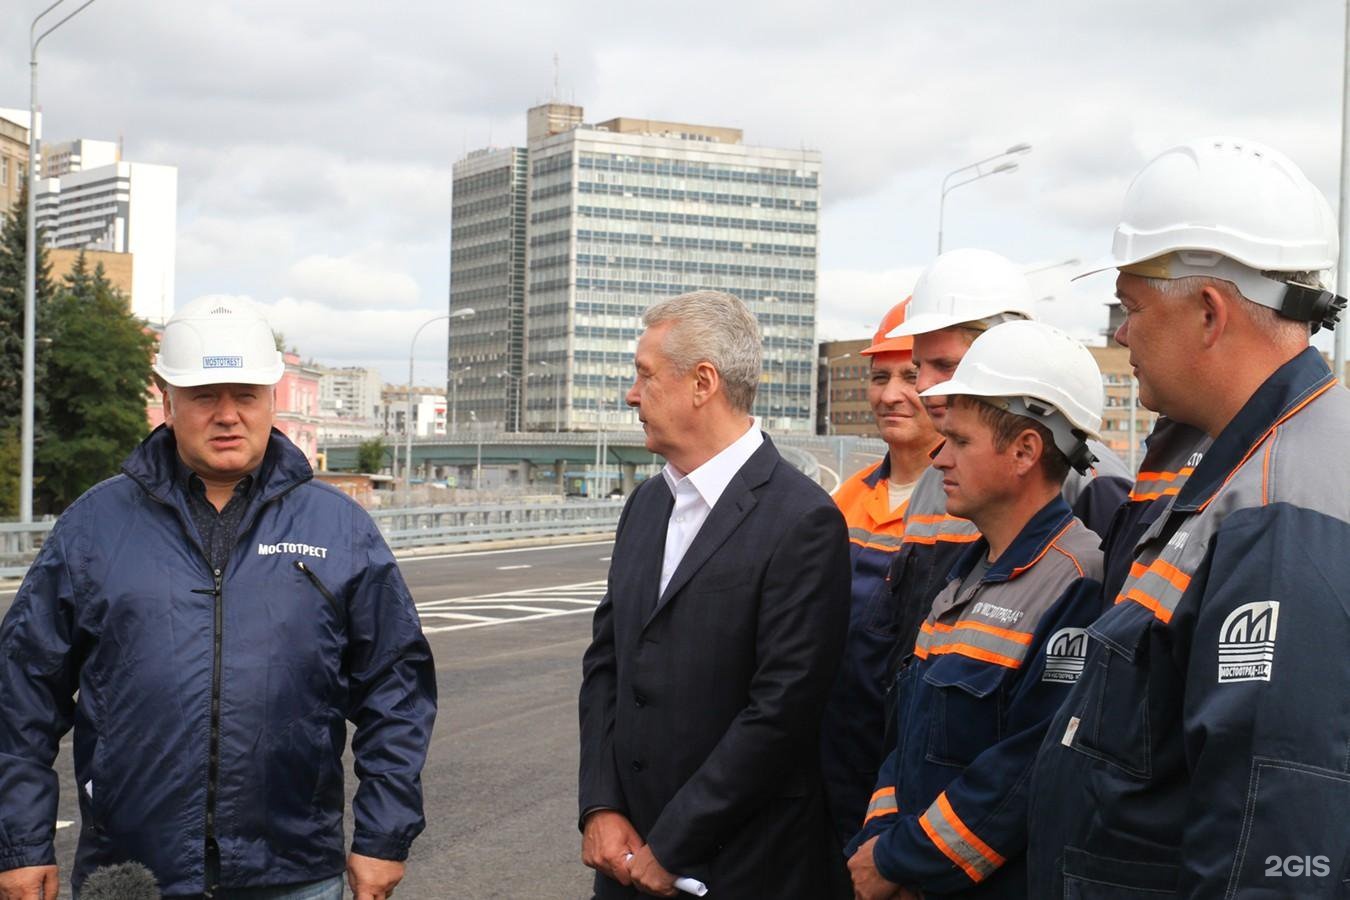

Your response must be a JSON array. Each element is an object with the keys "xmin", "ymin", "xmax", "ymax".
[{"xmin": 644, "ymin": 436, "xmax": 780, "ymax": 627}]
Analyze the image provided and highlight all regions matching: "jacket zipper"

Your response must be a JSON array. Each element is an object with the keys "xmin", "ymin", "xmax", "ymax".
[
  {"xmin": 206, "ymin": 566, "xmax": 224, "ymax": 899},
  {"xmin": 295, "ymin": 560, "xmax": 345, "ymax": 628}
]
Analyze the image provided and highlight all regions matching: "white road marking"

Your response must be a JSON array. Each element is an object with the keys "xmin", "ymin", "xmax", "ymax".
[
  {"xmin": 57, "ymin": 820, "xmax": 74, "ymax": 830},
  {"xmin": 598, "ymin": 556, "xmax": 611, "ymax": 562},
  {"xmin": 417, "ymin": 579, "xmax": 606, "ymax": 633},
  {"xmin": 495, "ymin": 564, "xmax": 533, "ymax": 570}
]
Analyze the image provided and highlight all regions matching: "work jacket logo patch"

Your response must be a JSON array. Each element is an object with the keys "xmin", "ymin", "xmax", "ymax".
[
  {"xmin": 1043, "ymin": 627, "xmax": 1089, "ymax": 683},
  {"xmin": 1218, "ymin": 601, "xmax": 1280, "ymax": 683}
]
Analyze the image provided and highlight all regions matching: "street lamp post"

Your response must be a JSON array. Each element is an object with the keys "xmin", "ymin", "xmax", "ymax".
[
  {"xmin": 449, "ymin": 364, "xmax": 470, "ymax": 435},
  {"xmin": 538, "ymin": 360, "xmax": 561, "ymax": 431},
  {"xmin": 822, "ymin": 351, "xmax": 852, "ymax": 436},
  {"xmin": 404, "ymin": 308, "xmax": 474, "ymax": 497},
  {"xmin": 23, "ymin": 0, "xmax": 101, "ymax": 528},
  {"xmin": 496, "ymin": 370, "xmax": 523, "ymax": 433},
  {"xmin": 937, "ymin": 142, "xmax": 1031, "ymax": 254}
]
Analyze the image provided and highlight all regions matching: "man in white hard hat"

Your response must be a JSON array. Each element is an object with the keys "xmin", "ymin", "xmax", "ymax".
[
  {"xmin": 846, "ymin": 321, "xmax": 1106, "ymax": 899},
  {"xmin": 0, "ymin": 297, "xmax": 436, "ymax": 900},
  {"xmin": 1027, "ymin": 137, "xmax": 1350, "ymax": 897},
  {"xmin": 860, "ymin": 250, "xmax": 1130, "ymax": 761},
  {"xmin": 820, "ymin": 297, "xmax": 941, "ymax": 871}
]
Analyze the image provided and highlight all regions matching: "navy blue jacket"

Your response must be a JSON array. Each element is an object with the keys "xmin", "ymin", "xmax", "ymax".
[
  {"xmin": 0, "ymin": 427, "xmax": 436, "ymax": 895},
  {"xmin": 1028, "ymin": 349, "xmax": 1350, "ymax": 897},
  {"xmin": 848, "ymin": 498, "xmax": 1103, "ymax": 898}
]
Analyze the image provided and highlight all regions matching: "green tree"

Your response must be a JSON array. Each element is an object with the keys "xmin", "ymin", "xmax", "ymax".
[
  {"xmin": 357, "ymin": 437, "xmax": 387, "ymax": 474},
  {"xmin": 35, "ymin": 253, "xmax": 156, "ymax": 512},
  {"xmin": 0, "ymin": 426, "xmax": 19, "ymax": 518},
  {"xmin": 0, "ymin": 180, "xmax": 56, "ymax": 437}
]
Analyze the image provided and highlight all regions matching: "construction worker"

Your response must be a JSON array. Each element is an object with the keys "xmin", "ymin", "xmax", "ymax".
[
  {"xmin": 846, "ymin": 320, "xmax": 1107, "ymax": 898},
  {"xmin": 0, "ymin": 297, "xmax": 436, "ymax": 900},
  {"xmin": 821, "ymin": 297, "xmax": 941, "ymax": 857},
  {"xmin": 1027, "ymin": 137, "xmax": 1350, "ymax": 897},
  {"xmin": 870, "ymin": 250, "xmax": 1131, "ymax": 746}
]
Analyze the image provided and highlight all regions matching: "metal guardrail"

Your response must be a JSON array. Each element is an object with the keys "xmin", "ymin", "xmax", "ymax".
[
  {"xmin": 375, "ymin": 499, "xmax": 625, "ymax": 549},
  {"xmin": 0, "ymin": 502, "xmax": 625, "ymax": 579}
]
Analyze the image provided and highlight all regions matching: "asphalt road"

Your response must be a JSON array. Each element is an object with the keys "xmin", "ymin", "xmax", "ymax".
[{"xmin": 0, "ymin": 540, "xmax": 614, "ymax": 899}]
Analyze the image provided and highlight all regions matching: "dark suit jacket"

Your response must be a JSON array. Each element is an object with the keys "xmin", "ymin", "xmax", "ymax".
[{"xmin": 578, "ymin": 435, "xmax": 851, "ymax": 899}]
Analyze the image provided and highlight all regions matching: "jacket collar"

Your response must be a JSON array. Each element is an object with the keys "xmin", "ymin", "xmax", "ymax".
[
  {"xmin": 1174, "ymin": 347, "xmax": 1335, "ymax": 513},
  {"xmin": 123, "ymin": 424, "xmax": 313, "ymax": 506},
  {"xmin": 863, "ymin": 452, "xmax": 892, "ymax": 489},
  {"xmin": 947, "ymin": 494, "xmax": 1076, "ymax": 586}
]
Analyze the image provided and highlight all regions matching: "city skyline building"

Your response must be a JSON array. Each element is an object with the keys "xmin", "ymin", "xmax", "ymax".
[
  {"xmin": 448, "ymin": 146, "xmax": 529, "ymax": 430},
  {"xmin": 448, "ymin": 100, "xmax": 822, "ymax": 433},
  {"xmin": 34, "ymin": 141, "xmax": 177, "ymax": 323},
  {"xmin": 0, "ymin": 111, "xmax": 29, "ymax": 215}
]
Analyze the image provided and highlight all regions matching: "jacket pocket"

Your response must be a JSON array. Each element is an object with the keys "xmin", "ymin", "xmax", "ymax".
[
  {"xmin": 1227, "ymin": 758, "xmax": 1350, "ymax": 896},
  {"xmin": 922, "ymin": 658, "xmax": 1004, "ymax": 768},
  {"xmin": 295, "ymin": 560, "xmax": 346, "ymax": 632},
  {"xmin": 1062, "ymin": 846, "xmax": 1178, "ymax": 897},
  {"xmin": 1068, "ymin": 605, "xmax": 1155, "ymax": 778}
]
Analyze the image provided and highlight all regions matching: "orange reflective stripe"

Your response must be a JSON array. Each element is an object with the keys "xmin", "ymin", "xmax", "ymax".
[
  {"xmin": 903, "ymin": 532, "xmax": 983, "ymax": 546},
  {"xmin": 863, "ymin": 786, "xmax": 898, "ymax": 824},
  {"xmin": 949, "ymin": 619, "xmax": 1032, "ymax": 645},
  {"xmin": 918, "ymin": 792, "xmax": 1005, "ymax": 883},
  {"xmin": 921, "ymin": 642, "xmax": 1024, "ymax": 669},
  {"xmin": 1116, "ymin": 586, "xmax": 1174, "ymax": 624},
  {"xmin": 1149, "ymin": 559, "xmax": 1191, "ymax": 593}
]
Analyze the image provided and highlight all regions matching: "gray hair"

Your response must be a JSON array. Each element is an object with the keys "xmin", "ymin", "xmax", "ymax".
[
  {"xmin": 642, "ymin": 290, "xmax": 762, "ymax": 413},
  {"xmin": 1143, "ymin": 274, "xmax": 1313, "ymax": 342}
]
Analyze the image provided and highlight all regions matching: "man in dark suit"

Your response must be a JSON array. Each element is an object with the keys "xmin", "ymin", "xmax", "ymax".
[{"xmin": 578, "ymin": 290, "xmax": 852, "ymax": 898}]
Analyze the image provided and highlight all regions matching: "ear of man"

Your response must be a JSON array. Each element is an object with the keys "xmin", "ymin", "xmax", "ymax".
[
  {"xmin": 1008, "ymin": 426, "xmax": 1045, "ymax": 479},
  {"xmin": 1198, "ymin": 281, "xmax": 1235, "ymax": 350},
  {"xmin": 691, "ymin": 360, "xmax": 721, "ymax": 409}
]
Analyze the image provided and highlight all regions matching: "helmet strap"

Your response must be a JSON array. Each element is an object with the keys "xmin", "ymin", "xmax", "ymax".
[
  {"xmin": 1146, "ymin": 252, "xmax": 1346, "ymax": 333},
  {"xmin": 990, "ymin": 396, "xmax": 1097, "ymax": 475}
]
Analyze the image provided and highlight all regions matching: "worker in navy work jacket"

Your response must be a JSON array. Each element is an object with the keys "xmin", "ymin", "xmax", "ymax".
[
  {"xmin": 0, "ymin": 297, "xmax": 436, "ymax": 900},
  {"xmin": 578, "ymin": 290, "xmax": 851, "ymax": 898},
  {"xmin": 847, "ymin": 321, "xmax": 1107, "ymax": 899},
  {"xmin": 1028, "ymin": 137, "xmax": 1350, "ymax": 898},
  {"xmin": 821, "ymin": 296, "xmax": 940, "ymax": 861},
  {"xmin": 873, "ymin": 250, "xmax": 1130, "ymax": 753}
]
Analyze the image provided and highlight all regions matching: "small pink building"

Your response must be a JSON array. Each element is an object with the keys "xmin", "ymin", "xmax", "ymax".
[{"xmin": 146, "ymin": 350, "xmax": 324, "ymax": 467}]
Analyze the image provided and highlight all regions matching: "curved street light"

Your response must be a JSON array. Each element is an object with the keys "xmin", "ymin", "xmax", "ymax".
[
  {"xmin": 22, "ymin": 0, "xmax": 101, "ymax": 528},
  {"xmin": 403, "ymin": 308, "xmax": 474, "ymax": 496},
  {"xmin": 937, "ymin": 143, "xmax": 1031, "ymax": 254}
]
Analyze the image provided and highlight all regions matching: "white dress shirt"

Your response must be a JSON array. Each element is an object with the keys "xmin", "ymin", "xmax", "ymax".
[{"xmin": 658, "ymin": 421, "xmax": 764, "ymax": 596}]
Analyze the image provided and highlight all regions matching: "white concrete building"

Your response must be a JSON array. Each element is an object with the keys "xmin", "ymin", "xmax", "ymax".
[
  {"xmin": 35, "ymin": 154, "xmax": 177, "ymax": 323},
  {"xmin": 450, "ymin": 102, "xmax": 822, "ymax": 434}
]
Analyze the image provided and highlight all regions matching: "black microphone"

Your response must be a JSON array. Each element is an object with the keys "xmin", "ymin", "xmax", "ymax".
[{"xmin": 79, "ymin": 862, "xmax": 161, "ymax": 900}]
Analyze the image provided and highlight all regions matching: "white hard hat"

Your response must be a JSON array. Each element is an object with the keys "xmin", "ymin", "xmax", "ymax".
[
  {"xmin": 1106, "ymin": 136, "xmax": 1337, "ymax": 274},
  {"xmin": 153, "ymin": 296, "xmax": 285, "ymax": 388},
  {"xmin": 886, "ymin": 248, "xmax": 1035, "ymax": 339},
  {"xmin": 921, "ymin": 320, "xmax": 1103, "ymax": 472}
]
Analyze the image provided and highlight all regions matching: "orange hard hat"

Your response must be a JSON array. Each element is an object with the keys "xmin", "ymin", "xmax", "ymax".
[{"xmin": 860, "ymin": 297, "xmax": 915, "ymax": 356}]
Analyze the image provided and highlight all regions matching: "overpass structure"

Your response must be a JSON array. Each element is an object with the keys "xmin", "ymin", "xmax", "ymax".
[{"xmin": 319, "ymin": 431, "xmax": 884, "ymax": 494}]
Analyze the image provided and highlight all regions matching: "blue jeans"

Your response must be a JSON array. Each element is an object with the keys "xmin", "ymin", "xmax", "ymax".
[{"xmin": 199, "ymin": 875, "xmax": 345, "ymax": 900}]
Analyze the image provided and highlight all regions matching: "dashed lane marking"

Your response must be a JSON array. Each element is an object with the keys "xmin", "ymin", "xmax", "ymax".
[
  {"xmin": 418, "ymin": 579, "xmax": 607, "ymax": 633},
  {"xmin": 495, "ymin": 564, "xmax": 533, "ymax": 570}
]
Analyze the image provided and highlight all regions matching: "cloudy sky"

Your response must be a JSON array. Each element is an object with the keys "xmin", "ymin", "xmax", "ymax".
[{"xmin": 6, "ymin": 0, "xmax": 1346, "ymax": 384}]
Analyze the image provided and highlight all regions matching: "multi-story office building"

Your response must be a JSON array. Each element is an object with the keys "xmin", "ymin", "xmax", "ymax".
[
  {"xmin": 40, "ymin": 138, "xmax": 118, "ymax": 178},
  {"xmin": 449, "ymin": 147, "xmax": 528, "ymax": 431},
  {"xmin": 816, "ymin": 338, "xmax": 875, "ymax": 436},
  {"xmin": 0, "ymin": 111, "xmax": 29, "ymax": 215},
  {"xmin": 35, "ymin": 145, "xmax": 177, "ymax": 323},
  {"xmin": 318, "ymin": 365, "xmax": 384, "ymax": 422},
  {"xmin": 449, "ymin": 101, "xmax": 822, "ymax": 433}
]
